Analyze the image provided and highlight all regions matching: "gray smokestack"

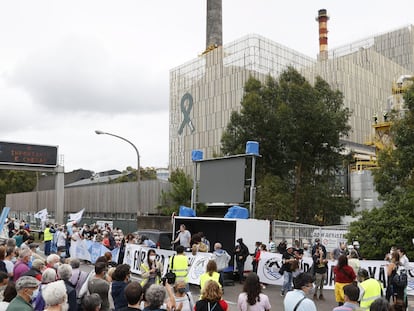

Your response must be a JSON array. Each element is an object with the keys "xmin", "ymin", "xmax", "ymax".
[{"xmin": 206, "ymin": 0, "xmax": 222, "ymax": 50}]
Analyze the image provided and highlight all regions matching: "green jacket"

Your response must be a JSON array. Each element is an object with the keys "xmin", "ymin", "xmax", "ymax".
[{"xmin": 6, "ymin": 295, "xmax": 34, "ymax": 311}]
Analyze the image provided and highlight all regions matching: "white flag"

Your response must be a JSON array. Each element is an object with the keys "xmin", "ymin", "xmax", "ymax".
[
  {"xmin": 68, "ymin": 208, "xmax": 85, "ymax": 223},
  {"xmin": 34, "ymin": 209, "xmax": 48, "ymax": 221}
]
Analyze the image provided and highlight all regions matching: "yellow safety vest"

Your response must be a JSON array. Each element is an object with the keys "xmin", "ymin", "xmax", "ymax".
[
  {"xmin": 140, "ymin": 263, "xmax": 162, "ymax": 286},
  {"xmin": 170, "ymin": 254, "xmax": 188, "ymax": 282},
  {"xmin": 44, "ymin": 228, "xmax": 53, "ymax": 241},
  {"xmin": 200, "ymin": 271, "xmax": 221, "ymax": 292},
  {"xmin": 360, "ymin": 278, "xmax": 383, "ymax": 310}
]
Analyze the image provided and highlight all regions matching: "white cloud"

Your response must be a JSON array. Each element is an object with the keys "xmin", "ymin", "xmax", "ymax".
[{"xmin": 7, "ymin": 35, "xmax": 168, "ymax": 115}]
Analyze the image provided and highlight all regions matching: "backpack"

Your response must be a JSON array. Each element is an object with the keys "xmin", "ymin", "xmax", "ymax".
[{"xmin": 391, "ymin": 266, "xmax": 407, "ymax": 288}]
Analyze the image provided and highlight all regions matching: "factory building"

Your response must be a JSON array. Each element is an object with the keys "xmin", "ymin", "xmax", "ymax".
[{"xmin": 169, "ymin": 2, "xmax": 414, "ymax": 212}]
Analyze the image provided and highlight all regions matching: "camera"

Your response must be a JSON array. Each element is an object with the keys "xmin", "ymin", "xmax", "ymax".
[{"xmin": 161, "ymin": 273, "xmax": 176, "ymax": 286}]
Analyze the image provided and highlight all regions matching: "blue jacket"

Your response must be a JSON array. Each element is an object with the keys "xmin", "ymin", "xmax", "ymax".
[{"xmin": 111, "ymin": 280, "xmax": 128, "ymax": 310}]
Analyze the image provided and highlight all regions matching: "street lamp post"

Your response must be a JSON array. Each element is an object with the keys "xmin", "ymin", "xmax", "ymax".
[{"xmin": 95, "ymin": 130, "xmax": 141, "ymax": 215}]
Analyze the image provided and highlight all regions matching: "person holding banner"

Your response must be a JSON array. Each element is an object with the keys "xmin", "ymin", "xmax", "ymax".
[{"xmin": 140, "ymin": 249, "xmax": 163, "ymax": 286}]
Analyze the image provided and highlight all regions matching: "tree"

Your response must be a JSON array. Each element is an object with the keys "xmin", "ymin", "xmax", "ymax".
[
  {"xmin": 221, "ymin": 67, "xmax": 353, "ymax": 225},
  {"xmin": 348, "ymin": 83, "xmax": 414, "ymax": 259},
  {"xmin": 158, "ymin": 169, "xmax": 193, "ymax": 215},
  {"xmin": 0, "ymin": 170, "xmax": 37, "ymax": 208}
]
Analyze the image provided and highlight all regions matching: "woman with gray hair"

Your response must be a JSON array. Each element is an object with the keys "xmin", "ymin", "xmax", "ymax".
[
  {"xmin": 57, "ymin": 264, "xmax": 77, "ymax": 311},
  {"xmin": 42, "ymin": 280, "xmax": 68, "ymax": 311},
  {"xmin": 143, "ymin": 283, "xmax": 179, "ymax": 311},
  {"xmin": 34, "ymin": 268, "xmax": 57, "ymax": 311},
  {"xmin": 144, "ymin": 284, "xmax": 167, "ymax": 310}
]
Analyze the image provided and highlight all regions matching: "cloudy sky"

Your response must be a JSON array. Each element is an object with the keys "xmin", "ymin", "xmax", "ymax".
[{"xmin": 1, "ymin": 1, "xmax": 413, "ymax": 173}]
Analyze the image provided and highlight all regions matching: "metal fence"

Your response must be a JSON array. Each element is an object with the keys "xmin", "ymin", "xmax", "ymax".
[
  {"xmin": 5, "ymin": 179, "xmax": 171, "ymax": 222},
  {"xmin": 272, "ymin": 220, "xmax": 349, "ymax": 251}
]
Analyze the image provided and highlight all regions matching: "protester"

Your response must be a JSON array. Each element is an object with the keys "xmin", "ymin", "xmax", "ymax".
[
  {"xmin": 172, "ymin": 225, "xmax": 191, "ymax": 249},
  {"xmin": 200, "ymin": 260, "xmax": 221, "ymax": 293},
  {"xmin": 397, "ymin": 247, "xmax": 410, "ymax": 270},
  {"xmin": 69, "ymin": 258, "xmax": 89, "ymax": 299},
  {"xmin": 111, "ymin": 264, "xmax": 131, "ymax": 310},
  {"xmin": 22, "ymin": 259, "xmax": 45, "ymax": 281},
  {"xmin": 33, "ymin": 268, "xmax": 57, "ymax": 311},
  {"xmin": 280, "ymin": 244, "xmax": 296, "ymax": 296},
  {"xmin": 46, "ymin": 254, "xmax": 60, "ymax": 270},
  {"xmin": 13, "ymin": 248, "xmax": 32, "ymax": 282},
  {"xmin": 348, "ymin": 250, "xmax": 361, "ymax": 277},
  {"xmin": 237, "ymin": 272, "xmax": 271, "ymax": 311},
  {"xmin": 385, "ymin": 251, "xmax": 405, "ymax": 305},
  {"xmin": 169, "ymin": 246, "xmax": 189, "ymax": 284},
  {"xmin": 55, "ymin": 226, "xmax": 67, "ymax": 259},
  {"xmin": 0, "ymin": 281, "xmax": 17, "ymax": 310},
  {"xmin": 82, "ymin": 293, "xmax": 103, "ymax": 311},
  {"xmin": 334, "ymin": 255, "xmax": 356, "ymax": 306},
  {"xmin": 199, "ymin": 233, "xmax": 210, "ymax": 252},
  {"xmin": 369, "ymin": 298, "xmax": 392, "ymax": 311},
  {"xmin": 332, "ymin": 283, "xmax": 361, "ymax": 311},
  {"xmin": 211, "ymin": 243, "xmax": 231, "ymax": 287},
  {"xmin": 312, "ymin": 244, "xmax": 328, "ymax": 300},
  {"xmin": 4, "ymin": 247, "xmax": 16, "ymax": 279},
  {"xmin": 41, "ymin": 280, "xmax": 68, "ymax": 311},
  {"xmin": 118, "ymin": 281, "xmax": 143, "ymax": 311},
  {"xmin": 191, "ymin": 234, "xmax": 208, "ymax": 255},
  {"xmin": 251, "ymin": 242, "xmax": 261, "ymax": 274},
  {"xmin": 331, "ymin": 242, "xmax": 347, "ymax": 260},
  {"xmin": 173, "ymin": 280, "xmax": 194, "ymax": 311},
  {"xmin": 195, "ymin": 280, "xmax": 228, "ymax": 311},
  {"xmin": 140, "ymin": 249, "xmax": 163, "ymax": 286},
  {"xmin": 7, "ymin": 276, "xmax": 40, "ymax": 311},
  {"xmin": 283, "ymin": 273, "xmax": 317, "ymax": 311},
  {"xmin": 142, "ymin": 283, "xmax": 178, "ymax": 311},
  {"xmin": 88, "ymin": 262, "xmax": 110, "ymax": 311},
  {"xmin": 57, "ymin": 264, "xmax": 77, "ymax": 311},
  {"xmin": 234, "ymin": 238, "xmax": 249, "ymax": 284},
  {"xmin": 43, "ymin": 224, "xmax": 55, "ymax": 256},
  {"xmin": 357, "ymin": 268, "xmax": 383, "ymax": 310}
]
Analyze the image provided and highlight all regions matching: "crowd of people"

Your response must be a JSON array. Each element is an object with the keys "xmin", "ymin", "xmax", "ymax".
[{"xmin": 0, "ymin": 219, "xmax": 411, "ymax": 311}]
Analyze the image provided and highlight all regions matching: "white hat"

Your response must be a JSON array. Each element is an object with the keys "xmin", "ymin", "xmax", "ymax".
[{"xmin": 286, "ymin": 244, "xmax": 293, "ymax": 249}]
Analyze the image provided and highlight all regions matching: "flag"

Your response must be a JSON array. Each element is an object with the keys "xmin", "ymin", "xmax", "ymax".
[
  {"xmin": 68, "ymin": 208, "xmax": 85, "ymax": 223},
  {"xmin": 34, "ymin": 208, "xmax": 48, "ymax": 221},
  {"xmin": 0, "ymin": 207, "xmax": 10, "ymax": 238}
]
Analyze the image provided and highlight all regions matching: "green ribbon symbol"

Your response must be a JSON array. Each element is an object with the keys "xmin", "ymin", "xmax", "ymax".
[{"xmin": 178, "ymin": 93, "xmax": 195, "ymax": 135}]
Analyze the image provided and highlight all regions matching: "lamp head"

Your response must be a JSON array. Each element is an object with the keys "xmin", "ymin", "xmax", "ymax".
[{"xmin": 95, "ymin": 130, "xmax": 105, "ymax": 135}]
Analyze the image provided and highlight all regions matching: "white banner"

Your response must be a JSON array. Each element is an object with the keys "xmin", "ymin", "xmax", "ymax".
[
  {"xmin": 68, "ymin": 208, "xmax": 85, "ymax": 223},
  {"xmin": 256, "ymin": 252, "xmax": 414, "ymax": 295},
  {"xmin": 34, "ymin": 208, "xmax": 48, "ymax": 221},
  {"xmin": 122, "ymin": 244, "xmax": 213, "ymax": 285},
  {"xmin": 69, "ymin": 238, "xmax": 92, "ymax": 262}
]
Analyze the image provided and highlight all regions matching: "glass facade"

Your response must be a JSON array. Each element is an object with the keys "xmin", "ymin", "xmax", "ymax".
[{"xmin": 170, "ymin": 28, "xmax": 414, "ymax": 174}]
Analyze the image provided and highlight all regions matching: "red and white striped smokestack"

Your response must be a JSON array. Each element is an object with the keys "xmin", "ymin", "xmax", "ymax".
[{"xmin": 316, "ymin": 9, "xmax": 329, "ymax": 61}]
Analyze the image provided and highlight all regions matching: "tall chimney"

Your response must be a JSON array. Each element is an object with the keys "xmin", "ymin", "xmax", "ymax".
[
  {"xmin": 206, "ymin": 0, "xmax": 222, "ymax": 50},
  {"xmin": 316, "ymin": 9, "xmax": 329, "ymax": 61}
]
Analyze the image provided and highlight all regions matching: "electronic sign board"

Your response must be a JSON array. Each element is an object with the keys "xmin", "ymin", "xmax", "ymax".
[{"xmin": 0, "ymin": 141, "xmax": 58, "ymax": 167}]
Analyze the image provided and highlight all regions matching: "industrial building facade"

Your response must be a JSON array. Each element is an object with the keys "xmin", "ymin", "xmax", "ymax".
[{"xmin": 169, "ymin": 25, "xmax": 414, "ymax": 211}]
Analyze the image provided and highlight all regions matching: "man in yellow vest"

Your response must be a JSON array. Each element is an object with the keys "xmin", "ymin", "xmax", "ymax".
[
  {"xmin": 169, "ymin": 245, "xmax": 189, "ymax": 290},
  {"xmin": 43, "ymin": 223, "xmax": 55, "ymax": 256},
  {"xmin": 358, "ymin": 268, "xmax": 383, "ymax": 310}
]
